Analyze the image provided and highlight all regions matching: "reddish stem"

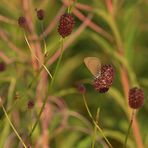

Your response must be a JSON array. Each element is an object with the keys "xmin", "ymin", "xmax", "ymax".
[
  {"xmin": 105, "ymin": 0, "xmax": 114, "ymax": 16},
  {"xmin": 120, "ymin": 67, "xmax": 144, "ymax": 148}
]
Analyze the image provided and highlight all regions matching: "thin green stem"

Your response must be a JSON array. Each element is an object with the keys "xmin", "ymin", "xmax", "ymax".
[
  {"xmin": 27, "ymin": 50, "xmax": 52, "ymax": 89},
  {"xmin": 29, "ymin": 93, "xmax": 48, "ymax": 137},
  {"xmin": 24, "ymin": 33, "xmax": 53, "ymax": 79},
  {"xmin": 29, "ymin": 38, "xmax": 64, "ymax": 137},
  {"xmin": 92, "ymin": 108, "xmax": 100, "ymax": 148},
  {"xmin": 82, "ymin": 94, "xmax": 113, "ymax": 148},
  {"xmin": 92, "ymin": 124, "xmax": 97, "ymax": 148},
  {"xmin": 27, "ymin": 21, "xmax": 49, "ymax": 88},
  {"xmin": 68, "ymin": 0, "xmax": 77, "ymax": 13},
  {"xmin": 27, "ymin": 70, "xmax": 41, "ymax": 89},
  {"xmin": 50, "ymin": 38, "xmax": 64, "ymax": 89},
  {"xmin": 1, "ymin": 102, "xmax": 27, "ymax": 148},
  {"xmin": 124, "ymin": 109, "xmax": 135, "ymax": 148},
  {"xmin": 67, "ymin": 0, "xmax": 71, "ymax": 13}
]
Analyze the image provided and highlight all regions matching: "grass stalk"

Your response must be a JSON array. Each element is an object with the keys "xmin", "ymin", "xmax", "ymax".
[
  {"xmin": 82, "ymin": 94, "xmax": 113, "ymax": 148},
  {"xmin": 24, "ymin": 33, "xmax": 53, "ymax": 79},
  {"xmin": 29, "ymin": 37, "xmax": 64, "ymax": 137},
  {"xmin": 92, "ymin": 108, "xmax": 100, "ymax": 148},
  {"xmin": 0, "ymin": 98, "xmax": 27, "ymax": 148},
  {"xmin": 50, "ymin": 38, "xmax": 64, "ymax": 88},
  {"xmin": 124, "ymin": 109, "xmax": 135, "ymax": 148}
]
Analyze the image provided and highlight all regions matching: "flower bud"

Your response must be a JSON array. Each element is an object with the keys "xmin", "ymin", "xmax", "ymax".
[
  {"xmin": 28, "ymin": 100, "xmax": 35, "ymax": 109},
  {"xmin": 36, "ymin": 9, "xmax": 44, "ymax": 20},
  {"xmin": 18, "ymin": 16, "xmax": 27, "ymax": 28}
]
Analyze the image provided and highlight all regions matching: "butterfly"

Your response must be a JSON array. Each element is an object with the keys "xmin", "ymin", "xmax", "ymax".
[{"xmin": 84, "ymin": 57, "xmax": 101, "ymax": 78}]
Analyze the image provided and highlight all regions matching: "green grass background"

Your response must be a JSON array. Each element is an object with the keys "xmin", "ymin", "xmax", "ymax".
[{"xmin": 0, "ymin": 0, "xmax": 148, "ymax": 147}]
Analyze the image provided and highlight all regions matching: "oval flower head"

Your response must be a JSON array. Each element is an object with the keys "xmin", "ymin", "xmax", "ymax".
[
  {"xmin": 84, "ymin": 57, "xmax": 101, "ymax": 78},
  {"xmin": 84, "ymin": 57, "xmax": 115, "ymax": 93}
]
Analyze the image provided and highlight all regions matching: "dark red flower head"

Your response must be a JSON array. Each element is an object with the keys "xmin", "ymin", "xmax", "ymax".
[
  {"xmin": 36, "ymin": 9, "xmax": 44, "ymax": 20},
  {"xmin": 58, "ymin": 13, "xmax": 75, "ymax": 38},
  {"xmin": 18, "ymin": 16, "xmax": 27, "ymax": 28},
  {"xmin": 128, "ymin": 87, "xmax": 144, "ymax": 109},
  {"xmin": 93, "ymin": 65, "xmax": 114, "ymax": 93},
  {"xmin": 28, "ymin": 100, "xmax": 35, "ymax": 109}
]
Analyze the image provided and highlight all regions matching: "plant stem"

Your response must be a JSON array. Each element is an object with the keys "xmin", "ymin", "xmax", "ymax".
[
  {"xmin": 68, "ymin": 0, "xmax": 71, "ymax": 13},
  {"xmin": 27, "ymin": 54, "xmax": 51, "ymax": 89},
  {"xmin": 92, "ymin": 108, "xmax": 100, "ymax": 148},
  {"xmin": 29, "ymin": 92, "xmax": 49, "ymax": 137},
  {"xmin": 1, "ymin": 103, "xmax": 27, "ymax": 148},
  {"xmin": 27, "ymin": 20, "xmax": 50, "ymax": 89},
  {"xmin": 29, "ymin": 38, "xmax": 64, "ymax": 137},
  {"xmin": 82, "ymin": 94, "xmax": 113, "ymax": 148},
  {"xmin": 50, "ymin": 38, "xmax": 64, "ymax": 89},
  {"xmin": 40, "ymin": 21, "xmax": 47, "ymax": 54},
  {"xmin": 24, "ymin": 33, "xmax": 53, "ymax": 79},
  {"xmin": 68, "ymin": 0, "xmax": 77, "ymax": 13},
  {"xmin": 124, "ymin": 109, "xmax": 135, "ymax": 148}
]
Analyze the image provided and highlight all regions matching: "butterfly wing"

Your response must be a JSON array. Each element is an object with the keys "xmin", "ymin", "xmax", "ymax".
[{"xmin": 84, "ymin": 57, "xmax": 101, "ymax": 77}]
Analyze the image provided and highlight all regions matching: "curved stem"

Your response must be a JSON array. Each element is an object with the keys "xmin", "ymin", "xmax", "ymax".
[
  {"xmin": 29, "ymin": 94, "xmax": 48, "ymax": 137},
  {"xmin": 24, "ymin": 33, "xmax": 53, "ymax": 79},
  {"xmin": 27, "ymin": 20, "xmax": 51, "ymax": 89},
  {"xmin": 82, "ymin": 94, "xmax": 113, "ymax": 148},
  {"xmin": 1, "ymin": 103, "xmax": 27, "ymax": 148},
  {"xmin": 92, "ymin": 108, "xmax": 100, "ymax": 148},
  {"xmin": 124, "ymin": 109, "xmax": 135, "ymax": 148},
  {"xmin": 94, "ymin": 7, "xmax": 142, "ymax": 147},
  {"xmin": 50, "ymin": 38, "xmax": 64, "ymax": 89},
  {"xmin": 29, "ymin": 38, "xmax": 64, "ymax": 137}
]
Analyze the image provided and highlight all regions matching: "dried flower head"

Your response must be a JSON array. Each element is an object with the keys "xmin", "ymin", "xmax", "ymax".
[
  {"xmin": 18, "ymin": 16, "xmax": 27, "ymax": 28},
  {"xmin": 28, "ymin": 100, "xmax": 35, "ymax": 109},
  {"xmin": 128, "ymin": 87, "xmax": 144, "ymax": 109},
  {"xmin": 58, "ymin": 13, "xmax": 75, "ymax": 38},
  {"xmin": 36, "ymin": 9, "xmax": 44, "ymax": 20},
  {"xmin": 93, "ymin": 65, "xmax": 114, "ymax": 93},
  {"xmin": 0, "ymin": 62, "xmax": 6, "ymax": 72}
]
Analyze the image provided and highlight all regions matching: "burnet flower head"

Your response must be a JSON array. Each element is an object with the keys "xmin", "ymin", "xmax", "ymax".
[{"xmin": 84, "ymin": 57, "xmax": 115, "ymax": 93}]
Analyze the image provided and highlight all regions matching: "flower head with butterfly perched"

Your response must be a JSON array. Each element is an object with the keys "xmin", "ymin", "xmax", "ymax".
[{"xmin": 84, "ymin": 57, "xmax": 115, "ymax": 93}]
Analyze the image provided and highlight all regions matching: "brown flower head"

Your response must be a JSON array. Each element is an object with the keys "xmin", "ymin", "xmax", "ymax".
[
  {"xmin": 18, "ymin": 16, "xmax": 27, "ymax": 28},
  {"xmin": 58, "ymin": 13, "xmax": 75, "ymax": 38},
  {"xmin": 28, "ymin": 100, "xmax": 35, "ymax": 109},
  {"xmin": 93, "ymin": 65, "xmax": 114, "ymax": 93},
  {"xmin": 36, "ymin": 9, "xmax": 44, "ymax": 20},
  {"xmin": 128, "ymin": 87, "xmax": 144, "ymax": 109}
]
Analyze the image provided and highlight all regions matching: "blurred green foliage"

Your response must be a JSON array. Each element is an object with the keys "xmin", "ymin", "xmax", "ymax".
[{"xmin": 0, "ymin": 0, "xmax": 148, "ymax": 148}]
